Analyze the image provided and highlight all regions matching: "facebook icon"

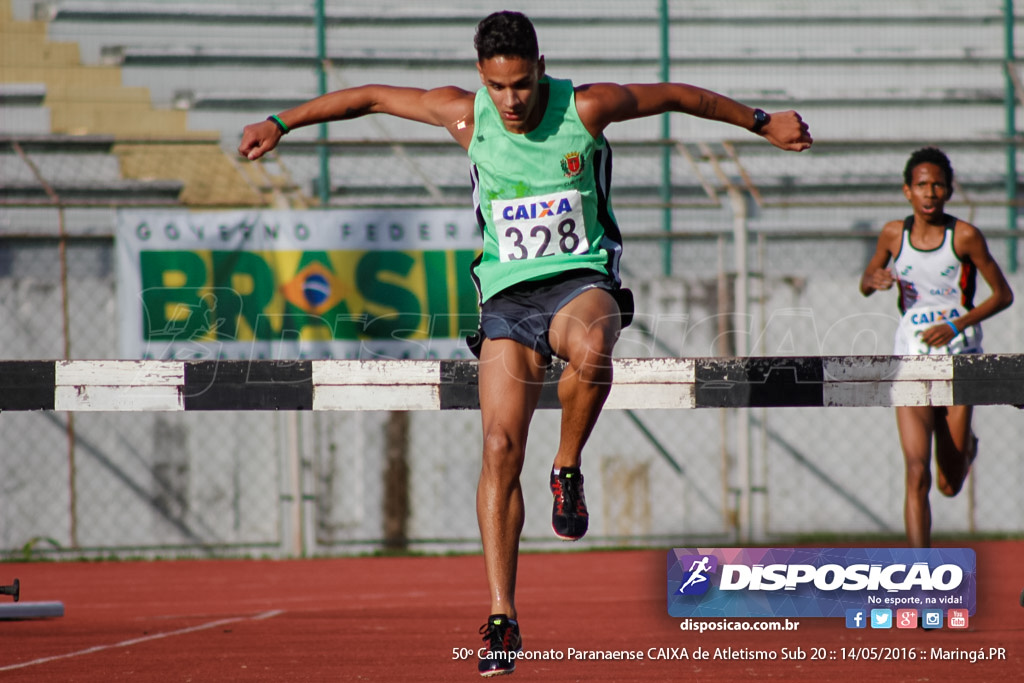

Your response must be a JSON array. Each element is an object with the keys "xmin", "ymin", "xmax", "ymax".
[{"xmin": 845, "ymin": 609, "xmax": 867, "ymax": 629}]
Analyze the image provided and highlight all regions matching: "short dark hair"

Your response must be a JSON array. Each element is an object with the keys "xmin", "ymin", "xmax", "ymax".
[
  {"xmin": 903, "ymin": 147, "xmax": 954, "ymax": 187},
  {"xmin": 474, "ymin": 11, "xmax": 539, "ymax": 62}
]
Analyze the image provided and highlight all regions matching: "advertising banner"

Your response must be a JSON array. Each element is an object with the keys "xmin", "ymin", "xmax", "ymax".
[{"xmin": 116, "ymin": 210, "xmax": 482, "ymax": 360}]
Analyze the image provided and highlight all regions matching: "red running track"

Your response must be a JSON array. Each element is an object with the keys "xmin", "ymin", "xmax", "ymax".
[{"xmin": 1, "ymin": 541, "xmax": 1022, "ymax": 682}]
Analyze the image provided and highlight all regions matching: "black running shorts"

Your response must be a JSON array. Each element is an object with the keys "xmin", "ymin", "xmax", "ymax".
[{"xmin": 466, "ymin": 269, "xmax": 634, "ymax": 361}]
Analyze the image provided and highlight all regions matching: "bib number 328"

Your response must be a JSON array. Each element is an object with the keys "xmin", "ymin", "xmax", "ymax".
[{"xmin": 493, "ymin": 189, "xmax": 589, "ymax": 262}]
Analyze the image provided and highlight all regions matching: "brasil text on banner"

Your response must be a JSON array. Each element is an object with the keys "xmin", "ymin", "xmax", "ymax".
[{"xmin": 116, "ymin": 210, "xmax": 482, "ymax": 360}]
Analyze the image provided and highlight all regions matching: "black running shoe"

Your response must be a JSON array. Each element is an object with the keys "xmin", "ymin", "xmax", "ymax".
[
  {"xmin": 550, "ymin": 467, "xmax": 588, "ymax": 540},
  {"xmin": 477, "ymin": 614, "xmax": 522, "ymax": 677}
]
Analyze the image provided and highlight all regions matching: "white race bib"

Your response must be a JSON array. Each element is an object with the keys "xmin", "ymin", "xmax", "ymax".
[
  {"xmin": 492, "ymin": 189, "xmax": 589, "ymax": 262},
  {"xmin": 898, "ymin": 304, "xmax": 980, "ymax": 355}
]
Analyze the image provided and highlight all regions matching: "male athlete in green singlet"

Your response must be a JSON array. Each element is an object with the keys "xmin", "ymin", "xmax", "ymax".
[{"xmin": 240, "ymin": 11, "xmax": 812, "ymax": 677}]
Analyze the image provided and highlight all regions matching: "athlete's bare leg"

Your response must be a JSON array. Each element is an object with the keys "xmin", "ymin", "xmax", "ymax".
[
  {"xmin": 547, "ymin": 288, "xmax": 622, "ymax": 471},
  {"xmin": 932, "ymin": 405, "xmax": 976, "ymax": 497},
  {"xmin": 895, "ymin": 406, "xmax": 936, "ymax": 548},
  {"xmin": 476, "ymin": 338, "xmax": 547, "ymax": 619}
]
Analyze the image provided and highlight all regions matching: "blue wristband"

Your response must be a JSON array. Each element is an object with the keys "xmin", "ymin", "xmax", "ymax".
[{"xmin": 945, "ymin": 320, "xmax": 960, "ymax": 336}]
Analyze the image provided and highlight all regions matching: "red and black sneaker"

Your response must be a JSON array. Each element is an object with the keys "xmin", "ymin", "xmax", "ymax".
[
  {"xmin": 477, "ymin": 614, "xmax": 522, "ymax": 677},
  {"xmin": 550, "ymin": 467, "xmax": 589, "ymax": 540}
]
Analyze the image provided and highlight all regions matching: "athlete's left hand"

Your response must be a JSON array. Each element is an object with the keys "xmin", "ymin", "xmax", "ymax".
[
  {"xmin": 760, "ymin": 111, "xmax": 813, "ymax": 152},
  {"xmin": 921, "ymin": 321, "xmax": 960, "ymax": 348}
]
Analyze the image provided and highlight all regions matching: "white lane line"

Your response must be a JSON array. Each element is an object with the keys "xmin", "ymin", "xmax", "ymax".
[{"xmin": 0, "ymin": 609, "xmax": 284, "ymax": 672}]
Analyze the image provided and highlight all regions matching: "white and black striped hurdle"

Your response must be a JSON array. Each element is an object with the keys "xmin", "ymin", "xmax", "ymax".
[{"xmin": 1, "ymin": 355, "xmax": 1022, "ymax": 412}]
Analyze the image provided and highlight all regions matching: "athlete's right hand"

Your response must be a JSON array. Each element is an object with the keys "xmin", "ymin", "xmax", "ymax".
[
  {"xmin": 238, "ymin": 120, "xmax": 283, "ymax": 161},
  {"xmin": 864, "ymin": 267, "xmax": 896, "ymax": 291}
]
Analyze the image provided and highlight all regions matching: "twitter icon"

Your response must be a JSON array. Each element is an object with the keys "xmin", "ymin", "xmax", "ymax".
[{"xmin": 870, "ymin": 609, "xmax": 892, "ymax": 629}]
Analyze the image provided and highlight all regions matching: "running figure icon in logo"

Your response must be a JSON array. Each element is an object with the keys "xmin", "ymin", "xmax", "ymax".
[{"xmin": 678, "ymin": 555, "xmax": 717, "ymax": 596}]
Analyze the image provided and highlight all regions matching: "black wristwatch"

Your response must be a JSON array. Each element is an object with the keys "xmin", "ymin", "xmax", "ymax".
[{"xmin": 751, "ymin": 108, "xmax": 770, "ymax": 133}]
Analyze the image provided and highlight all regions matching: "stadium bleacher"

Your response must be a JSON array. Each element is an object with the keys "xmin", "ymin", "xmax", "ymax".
[
  {"xmin": 1, "ymin": 0, "xmax": 266, "ymax": 208},
  {"xmin": 2, "ymin": 0, "xmax": 1022, "ymax": 218}
]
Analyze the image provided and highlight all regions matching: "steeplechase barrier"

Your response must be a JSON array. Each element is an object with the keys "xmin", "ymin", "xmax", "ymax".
[{"xmin": 2, "ymin": 355, "xmax": 1022, "ymax": 412}]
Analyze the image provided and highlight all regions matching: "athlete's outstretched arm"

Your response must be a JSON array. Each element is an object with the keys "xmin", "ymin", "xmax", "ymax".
[
  {"xmin": 238, "ymin": 85, "xmax": 475, "ymax": 161},
  {"xmin": 574, "ymin": 82, "xmax": 812, "ymax": 152}
]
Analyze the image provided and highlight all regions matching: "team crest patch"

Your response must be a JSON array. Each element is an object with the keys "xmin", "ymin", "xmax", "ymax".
[{"xmin": 561, "ymin": 151, "xmax": 584, "ymax": 177}]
